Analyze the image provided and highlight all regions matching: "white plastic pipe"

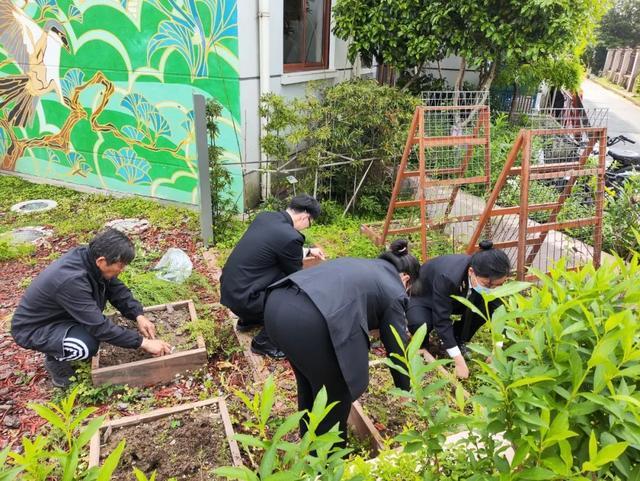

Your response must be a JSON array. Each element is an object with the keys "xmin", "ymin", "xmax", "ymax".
[{"xmin": 258, "ymin": 0, "xmax": 271, "ymax": 199}]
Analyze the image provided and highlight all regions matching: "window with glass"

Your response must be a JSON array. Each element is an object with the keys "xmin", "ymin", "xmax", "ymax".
[{"xmin": 283, "ymin": 0, "xmax": 331, "ymax": 72}]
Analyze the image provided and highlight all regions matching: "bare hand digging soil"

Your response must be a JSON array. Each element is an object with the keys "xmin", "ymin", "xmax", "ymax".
[{"xmin": 99, "ymin": 306, "xmax": 195, "ymax": 366}]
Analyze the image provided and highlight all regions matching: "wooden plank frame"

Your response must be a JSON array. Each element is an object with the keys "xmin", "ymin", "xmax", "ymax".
[
  {"xmin": 88, "ymin": 397, "xmax": 243, "ymax": 470},
  {"xmin": 91, "ymin": 300, "xmax": 207, "ymax": 387}
]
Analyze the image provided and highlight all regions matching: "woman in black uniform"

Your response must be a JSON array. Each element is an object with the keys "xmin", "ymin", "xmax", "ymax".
[
  {"xmin": 263, "ymin": 240, "xmax": 420, "ymax": 444},
  {"xmin": 406, "ymin": 240, "xmax": 510, "ymax": 379}
]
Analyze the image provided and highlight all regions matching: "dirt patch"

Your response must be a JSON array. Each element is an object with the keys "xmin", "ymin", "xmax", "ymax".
[
  {"xmin": 101, "ymin": 406, "xmax": 231, "ymax": 481},
  {"xmin": 98, "ymin": 306, "xmax": 195, "ymax": 366},
  {"xmin": 359, "ymin": 365, "xmax": 430, "ymax": 439}
]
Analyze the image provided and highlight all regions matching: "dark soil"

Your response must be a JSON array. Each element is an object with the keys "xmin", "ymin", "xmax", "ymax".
[
  {"xmin": 98, "ymin": 306, "xmax": 195, "ymax": 366},
  {"xmin": 101, "ymin": 405, "xmax": 231, "ymax": 481},
  {"xmin": 359, "ymin": 365, "xmax": 430, "ymax": 439}
]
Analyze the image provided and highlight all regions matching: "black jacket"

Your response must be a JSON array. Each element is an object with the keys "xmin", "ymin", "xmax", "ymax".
[
  {"xmin": 268, "ymin": 258, "xmax": 410, "ymax": 400},
  {"xmin": 11, "ymin": 246, "xmax": 144, "ymax": 357},
  {"xmin": 220, "ymin": 211, "xmax": 304, "ymax": 319},
  {"xmin": 410, "ymin": 254, "xmax": 499, "ymax": 349}
]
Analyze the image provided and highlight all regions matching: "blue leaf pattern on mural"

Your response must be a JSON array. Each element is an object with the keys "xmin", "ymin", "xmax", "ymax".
[
  {"xmin": 68, "ymin": 5, "xmax": 83, "ymax": 22},
  {"xmin": 148, "ymin": 21, "xmax": 195, "ymax": 73},
  {"xmin": 149, "ymin": 112, "xmax": 171, "ymax": 138},
  {"xmin": 181, "ymin": 110, "xmax": 195, "ymax": 132},
  {"xmin": 122, "ymin": 125, "xmax": 145, "ymax": 141},
  {"xmin": 147, "ymin": 0, "xmax": 236, "ymax": 79},
  {"xmin": 121, "ymin": 93, "xmax": 171, "ymax": 138},
  {"xmin": 61, "ymin": 69, "xmax": 86, "ymax": 100},
  {"xmin": 67, "ymin": 151, "xmax": 92, "ymax": 177},
  {"xmin": 35, "ymin": 0, "xmax": 55, "ymax": 7},
  {"xmin": 105, "ymin": 148, "xmax": 152, "ymax": 185}
]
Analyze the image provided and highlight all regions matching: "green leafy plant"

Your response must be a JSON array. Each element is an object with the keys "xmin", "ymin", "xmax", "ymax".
[
  {"xmin": 206, "ymin": 100, "xmax": 238, "ymax": 245},
  {"xmin": 457, "ymin": 259, "xmax": 640, "ymax": 480},
  {"xmin": 0, "ymin": 239, "xmax": 36, "ymax": 262},
  {"xmin": 215, "ymin": 376, "xmax": 350, "ymax": 481},
  {"xmin": 0, "ymin": 386, "xmax": 125, "ymax": 481},
  {"xmin": 260, "ymin": 80, "xmax": 419, "ymax": 216},
  {"xmin": 603, "ymin": 176, "xmax": 640, "ymax": 260}
]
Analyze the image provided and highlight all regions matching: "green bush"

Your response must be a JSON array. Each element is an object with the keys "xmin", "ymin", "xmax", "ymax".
[
  {"xmin": 260, "ymin": 80, "xmax": 420, "ymax": 217},
  {"xmin": 465, "ymin": 257, "xmax": 640, "ymax": 480},
  {"xmin": 603, "ymin": 177, "xmax": 640, "ymax": 260},
  {"xmin": 0, "ymin": 239, "xmax": 35, "ymax": 262}
]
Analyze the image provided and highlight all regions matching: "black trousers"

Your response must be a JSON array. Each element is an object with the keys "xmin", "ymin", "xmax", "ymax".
[
  {"xmin": 264, "ymin": 286, "xmax": 352, "ymax": 446},
  {"xmin": 406, "ymin": 300, "xmax": 486, "ymax": 346},
  {"xmin": 57, "ymin": 325, "xmax": 100, "ymax": 361}
]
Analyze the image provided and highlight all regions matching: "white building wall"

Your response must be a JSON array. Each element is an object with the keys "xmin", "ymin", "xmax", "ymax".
[{"xmin": 237, "ymin": 0, "xmax": 374, "ymax": 206}]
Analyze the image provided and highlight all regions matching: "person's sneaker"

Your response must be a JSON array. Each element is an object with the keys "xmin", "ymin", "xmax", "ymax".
[
  {"xmin": 44, "ymin": 355, "xmax": 75, "ymax": 388},
  {"xmin": 250, "ymin": 338, "xmax": 285, "ymax": 360}
]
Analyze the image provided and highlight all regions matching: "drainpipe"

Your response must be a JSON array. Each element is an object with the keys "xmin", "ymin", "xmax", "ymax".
[{"xmin": 258, "ymin": 0, "xmax": 271, "ymax": 200}]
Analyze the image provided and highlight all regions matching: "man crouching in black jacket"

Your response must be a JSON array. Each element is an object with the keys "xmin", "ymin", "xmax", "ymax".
[{"xmin": 11, "ymin": 228, "xmax": 172, "ymax": 388}]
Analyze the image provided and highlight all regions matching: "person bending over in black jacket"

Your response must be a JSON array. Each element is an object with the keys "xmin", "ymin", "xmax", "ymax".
[
  {"xmin": 11, "ymin": 229, "xmax": 172, "ymax": 388},
  {"xmin": 406, "ymin": 240, "xmax": 510, "ymax": 379},
  {"xmin": 263, "ymin": 239, "xmax": 420, "ymax": 445},
  {"xmin": 220, "ymin": 194, "xmax": 324, "ymax": 359}
]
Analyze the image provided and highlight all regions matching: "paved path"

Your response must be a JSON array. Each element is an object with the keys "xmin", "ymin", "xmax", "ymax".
[{"xmin": 581, "ymin": 78, "xmax": 640, "ymax": 152}]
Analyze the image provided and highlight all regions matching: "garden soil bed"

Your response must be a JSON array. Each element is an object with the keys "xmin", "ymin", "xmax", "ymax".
[
  {"xmin": 91, "ymin": 300, "xmax": 207, "ymax": 387},
  {"xmin": 99, "ymin": 303, "xmax": 195, "ymax": 366},
  {"xmin": 91, "ymin": 398, "xmax": 241, "ymax": 481}
]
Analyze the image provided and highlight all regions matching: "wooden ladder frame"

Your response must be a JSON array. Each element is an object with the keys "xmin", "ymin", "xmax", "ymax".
[
  {"xmin": 465, "ymin": 127, "xmax": 606, "ymax": 280},
  {"xmin": 361, "ymin": 104, "xmax": 491, "ymax": 261}
]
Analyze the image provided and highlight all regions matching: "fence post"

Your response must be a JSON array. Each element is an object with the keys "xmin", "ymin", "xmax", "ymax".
[{"xmin": 194, "ymin": 93, "xmax": 214, "ymax": 246}]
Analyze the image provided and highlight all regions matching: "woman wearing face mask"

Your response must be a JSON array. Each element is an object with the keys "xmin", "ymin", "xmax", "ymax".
[
  {"xmin": 263, "ymin": 239, "xmax": 420, "ymax": 445},
  {"xmin": 405, "ymin": 240, "xmax": 510, "ymax": 379}
]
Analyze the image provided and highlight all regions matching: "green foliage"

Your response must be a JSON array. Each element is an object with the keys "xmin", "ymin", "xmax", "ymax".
[
  {"xmin": 206, "ymin": 100, "xmax": 238, "ymax": 245},
  {"xmin": 0, "ymin": 238, "xmax": 35, "ymax": 262},
  {"xmin": 603, "ymin": 177, "xmax": 640, "ymax": 260},
  {"xmin": 384, "ymin": 325, "xmax": 465, "ymax": 454},
  {"xmin": 598, "ymin": 0, "xmax": 640, "ymax": 48},
  {"xmin": 0, "ymin": 176, "xmax": 198, "ymax": 237},
  {"xmin": 0, "ymin": 386, "xmax": 125, "ymax": 481},
  {"xmin": 56, "ymin": 363, "xmax": 151, "ymax": 407},
  {"xmin": 260, "ymin": 80, "xmax": 420, "ymax": 216},
  {"xmin": 334, "ymin": 0, "xmax": 607, "ymax": 90},
  {"xmin": 215, "ymin": 376, "xmax": 350, "ymax": 481},
  {"xmin": 468, "ymin": 258, "xmax": 640, "ymax": 479}
]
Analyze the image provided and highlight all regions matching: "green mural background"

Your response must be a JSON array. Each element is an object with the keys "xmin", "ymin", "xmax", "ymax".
[{"xmin": 0, "ymin": 0, "xmax": 241, "ymax": 207}]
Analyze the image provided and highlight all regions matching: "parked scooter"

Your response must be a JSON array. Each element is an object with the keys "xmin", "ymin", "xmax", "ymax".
[{"xmin": 600, "ymin": 135, "xmax": 640, "ymax": 188}]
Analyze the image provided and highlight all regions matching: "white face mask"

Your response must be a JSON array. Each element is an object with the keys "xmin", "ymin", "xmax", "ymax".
[{"xmin": 469, "ymin": 273, "xmax": 492, "ymax": 295}]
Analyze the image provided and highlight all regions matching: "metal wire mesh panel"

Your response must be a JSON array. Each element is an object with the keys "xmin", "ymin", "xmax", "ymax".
[
  {"xmin": 362, "ymin": 92, "xmax": 491, "ymax": 261},
  {"xmin": 466, "ymin": 108, "xmax": 607, "ymax": 280}
]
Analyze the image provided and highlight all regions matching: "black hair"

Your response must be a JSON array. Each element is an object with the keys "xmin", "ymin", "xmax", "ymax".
[
  {"xmin": 470, "ymin": 240, "xmax": 510, "ymax": 279},
  {"xmin": 379, "ymin": 239, "xmax": 422, "ymax": 294},
  {"xmin": 88, "ymin": 228, "xmax": 136, "ymax": 265},
  {"xmin": 288, "ymin": 194, "xmax": 321, "ymax": 219}
]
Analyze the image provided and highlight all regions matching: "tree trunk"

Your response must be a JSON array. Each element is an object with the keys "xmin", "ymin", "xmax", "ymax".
[
  {"xmin": 509, "ymin": 82, "xmax": 519, "ymax": 121},
  {"xmin": 400, "ymin": 61, "xmax": 426, "ymax": 91},
  {"xmin": 437, "ymin": 60, "xmax": 443, "ymax": 81},
  {"xmin": 454, "ymin": 57, "xmax": 466, "ymax": 91}
]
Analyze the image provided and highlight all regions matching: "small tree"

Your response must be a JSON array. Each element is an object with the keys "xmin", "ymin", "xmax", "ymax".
[
  {"xmin": 205, "ymin": 100, "xmax": 237, "ymax": 244},
  {"xmin": 334, "ymin": 0, "xmax": 607, "ymax": 93},
  {"xmin": 598, "ymin": 0, "xmax": 640, "ymax": 48}
]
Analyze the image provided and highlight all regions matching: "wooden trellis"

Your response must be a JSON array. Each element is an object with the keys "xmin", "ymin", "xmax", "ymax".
[
  {"xmin": 361, "ymin": 102, "xmax": 491, "ymax": 261},
  {"xmin": 465, "ymin": 127, "xmax": 606, "ymax": 281}
]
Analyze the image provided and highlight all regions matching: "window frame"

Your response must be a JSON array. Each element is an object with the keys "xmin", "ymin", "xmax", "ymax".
[{"xmin": 283, "ymin": 0, "xmax": 332, "ymax": 73}]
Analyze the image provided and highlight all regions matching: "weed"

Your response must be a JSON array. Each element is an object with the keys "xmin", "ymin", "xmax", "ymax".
[{"xmin": 0, "ymin": 239, "xmax": 35, "ymax": 262}]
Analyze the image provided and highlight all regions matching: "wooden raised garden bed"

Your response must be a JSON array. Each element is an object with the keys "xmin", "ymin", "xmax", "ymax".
[
  {"xmin": 91, "ymin": 300, "xmax": 207, "ymax": 387},
  {"xmin": 89, "ymin": 397, "xmax": 242, "ymax": 480}
]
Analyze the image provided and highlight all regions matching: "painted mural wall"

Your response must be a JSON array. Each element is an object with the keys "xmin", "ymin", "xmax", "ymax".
[{"xmin": 0, "ymin": 0, "xmax": 242, "ymax": 207}]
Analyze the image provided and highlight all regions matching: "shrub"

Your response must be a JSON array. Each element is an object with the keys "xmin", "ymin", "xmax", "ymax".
[
  {"xmin": 464, "ymin": 257, "xmax": 640, "ymax": 479},
  {"xmin": 603, "ymin": 177, "xmax": 640, "ymax": 260},
  {"xmin": 260, "ymin": 80, "xmax": 420, "ymax": 217}
]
